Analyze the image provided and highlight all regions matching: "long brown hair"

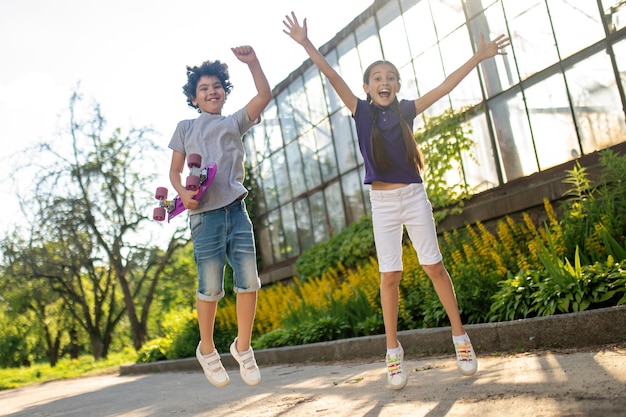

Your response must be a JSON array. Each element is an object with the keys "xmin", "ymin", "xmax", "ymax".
[{"xmin": 363, "ymin": 61, "xmax": 424, "ymax": 173}]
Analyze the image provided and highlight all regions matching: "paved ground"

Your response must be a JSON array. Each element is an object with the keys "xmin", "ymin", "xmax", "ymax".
[
  {"xmin": 2, "ymin": 307, "xmax": 626, "ymax": 417},
  {"xmin": 1, "ymin": 344, "xmax": 625, "ymax": 417}
]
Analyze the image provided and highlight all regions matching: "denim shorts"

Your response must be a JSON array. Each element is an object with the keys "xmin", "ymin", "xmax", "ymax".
[
  {"xmin": 189, "ymin": 199, "xmax": 261, "ymax": 302},
  {"xmin": 369, "ymin": 183, "xmax": 442, "ymax": 272}
]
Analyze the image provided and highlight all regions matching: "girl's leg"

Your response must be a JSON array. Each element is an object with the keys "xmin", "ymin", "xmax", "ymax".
[
  {"xmin": 235, "ymin": 291, "xmax": 258, "ymax": 351},
  {"xmin": 423, "ymin": 262, "xmax": 477, "ymax": 376},
  {"xmin": 380, "ymin": 271, "xmax": 403, "ymax": 349},
  {"xmin": 421, "ymin": 261, "xmax": 465, "ymax": 336},
  {"xmin": 197, "ymin": 298, "xmax": 218, "ymax": 354}
]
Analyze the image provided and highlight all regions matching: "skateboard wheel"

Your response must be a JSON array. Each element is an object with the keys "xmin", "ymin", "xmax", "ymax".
[
  {"xmin": 153, "ymin": 207, "xmax": 166, "ymax": 221},
  {"xmin": 186, "ymin": 175, "xmax": 200, "ymax": 191},
  {"xmin": 187, "ymin": 153, "xmax": 202, "ymax": 168},
  {"xmin": 155, "ymin": 187, "xmax": 168, "ymax": 200}
]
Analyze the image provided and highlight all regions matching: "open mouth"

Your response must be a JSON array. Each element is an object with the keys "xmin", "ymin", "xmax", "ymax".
[{"xmin": 378, "ymin": 89, "xmax": 391, "ymax": 99}]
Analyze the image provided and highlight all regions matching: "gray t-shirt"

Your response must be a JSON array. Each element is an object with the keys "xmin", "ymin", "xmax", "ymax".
[{"xmin": 168, "ymin": 107, "xmax": 260, "ymax": 213}]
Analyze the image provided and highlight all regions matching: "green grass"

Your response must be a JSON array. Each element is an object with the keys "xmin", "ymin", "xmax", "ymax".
[{"xmin": 0, "ymin": 348, "xmax": 137, "ymax": 391}]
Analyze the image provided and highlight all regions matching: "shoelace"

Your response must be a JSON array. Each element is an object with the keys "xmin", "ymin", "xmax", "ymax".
[
  {"xmin": 455, "ymin": 341, "xmax": 474, "ymax": 362},
  {"xmin": 387, "ymin": 355, "xmax": 402, "ymax": 376}
]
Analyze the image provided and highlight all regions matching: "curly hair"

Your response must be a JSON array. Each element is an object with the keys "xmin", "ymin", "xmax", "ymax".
[{"xmin": 182, "ymin": 60, "xmax": 234, "ymax": 112}]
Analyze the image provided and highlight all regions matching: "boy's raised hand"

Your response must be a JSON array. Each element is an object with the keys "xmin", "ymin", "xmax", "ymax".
[
  {"xmin": 231, "ymin": 45, "xmax": 258, "ymax": 64},
  {"xmin": 283, "ymin": 12, "xmax": 308, "ymax": 45}
]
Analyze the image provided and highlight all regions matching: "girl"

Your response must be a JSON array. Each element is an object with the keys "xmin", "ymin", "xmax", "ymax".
[{"xmin": 283, "ymin": 12, "xmax": 509, "ymax": 390}]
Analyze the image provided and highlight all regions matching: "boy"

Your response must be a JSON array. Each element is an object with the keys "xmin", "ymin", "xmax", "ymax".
[{"xmin": 168, "ymin": 45, "xmax": 271, "ymax": 387}]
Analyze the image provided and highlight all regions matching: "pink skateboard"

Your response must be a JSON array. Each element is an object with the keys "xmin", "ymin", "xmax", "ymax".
[{"xmin": 153, "ymin": 153, "xmax": 217, "ymax": 222}]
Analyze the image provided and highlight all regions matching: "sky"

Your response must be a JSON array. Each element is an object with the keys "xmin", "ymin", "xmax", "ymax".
[{"xmin": 0, "ymin": 0, "xmax": 373, "ymax": 233}]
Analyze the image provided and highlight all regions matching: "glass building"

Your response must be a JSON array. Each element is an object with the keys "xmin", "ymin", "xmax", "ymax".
[{"xmin": 244, "ymin": 0, "xmax": 626, "ymax": 283}]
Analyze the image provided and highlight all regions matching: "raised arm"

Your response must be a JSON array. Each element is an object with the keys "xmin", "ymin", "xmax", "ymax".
[
  {"xmin": 414, "ymin": 33, "xmax": 510, "ymax": 115},
  {"xmin": 283, "ymin": 12, "xmax": 358, "ymax": 115},
  {"xmin": 231, "ymin": 46, "xmax": 272, "ymax": 121}
]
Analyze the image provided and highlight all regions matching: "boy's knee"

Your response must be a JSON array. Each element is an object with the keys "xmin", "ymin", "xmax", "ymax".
[{"xmin": 196, "ymin": 289, "xmax": 225, "ymax": 302}]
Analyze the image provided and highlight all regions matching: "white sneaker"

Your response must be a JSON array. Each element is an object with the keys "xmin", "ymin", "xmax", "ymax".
[
  {"xmin": 386, "ymin": 342, "xmax": 407, "ymax": 390},
  {"xmin": 454, "ymin": 335, "xmax": 478, "ymax": 376},
  {"xmin": 196, "ymin": 342, "xmax": 230, "ymax": 387},
  {"xmin": 230, "ymin": 338, "xmax": 261, "ymax": 386}
]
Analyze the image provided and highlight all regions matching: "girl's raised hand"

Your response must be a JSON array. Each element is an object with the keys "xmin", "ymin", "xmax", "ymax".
[
  {"xmin": 476, "ymin": 33, "xmax": 511, "ymax": 60},
  {"xmin": 231, "ymin": 45, "xmax": 258, "ymax": 64},
  {"xmin": 283, "ymin": 12, "xmax": 308, "ymax": 45}
]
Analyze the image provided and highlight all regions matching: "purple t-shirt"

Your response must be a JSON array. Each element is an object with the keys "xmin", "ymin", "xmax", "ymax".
[{"xmin": 353, "ymin": 98, "xmax": 423, "ymax": 184}]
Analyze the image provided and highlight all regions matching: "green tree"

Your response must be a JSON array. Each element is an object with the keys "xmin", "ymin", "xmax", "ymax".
[
  {"xmin": 416, "ymin": 107, "xmax": 476, "ymax": 222},
  {"xmin": 5, "ymin": 89, "xmax": 186, "ymax": 360}
]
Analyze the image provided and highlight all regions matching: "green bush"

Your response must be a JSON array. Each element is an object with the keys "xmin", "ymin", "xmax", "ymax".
[
  {"xmin": 561, "ymin": 149, "xmax": 626, "ymax": 262},
  {"xmin": 295, "ymin": 215, "xmax": 375, "ymax": 280},
  {"xmin": 136, "ymin": 338, "xmax": 170, "ymax": 363},
  {"xmin": 254, "ymin": 288, "xmax": 380, "ymax": 349},
  {"xmin": 489, "ymin": 270, "xmax": 546, "ymax": 322},
  {"xmin": 167, "ymin": 312, "xmax": 200, "ymax": 360}
]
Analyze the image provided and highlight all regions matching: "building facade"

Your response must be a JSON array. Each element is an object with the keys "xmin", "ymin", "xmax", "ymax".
[{"xmin": 243, "ymin": 0, "xmax": 626, "ymax": 282}]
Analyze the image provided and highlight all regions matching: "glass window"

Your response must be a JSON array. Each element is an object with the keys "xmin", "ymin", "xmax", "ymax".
[
  {"xmin": 294, "ymin": 198, "xmax": 314, "ymax": 251},
  {"xmin": 256, "ymin": 215, "xmax": 274, "ymax": 267},
  {"xmin": 548, "ymin": 0, "xmax": 604, "ymax": 59},
  {"xmin": 430, "ymin": 0, "xmax": 466, "ymax": 39},
  {"xmin": 279, "ymin": 203, "xmax": 299, "ymax": 260},
  {"xmin": 470, "ymin": 6, "xmax": 519, "ymax": 95},
  {"xmin": 441, "ymin": 27, "xmax": 484, "ymax": 109},
  {"xmin": 272, "ymin": 150, "xmax": 292, "ymax": 205},
  {"xmin": 315, "ymin": 119, "xmax": 338, "ymax": 182},
  {"xmin": 566, "ymin": 50, "xmax": 626, "ymax": 154},
  {"xmin": 309, "ymin": 191, "xmax": 330, "ymax": 243},
  {"xmin": 324, "ymin": 181, "xmax": 346, "ymax": 236},
  {"xmin": 304, "ymin": 66, "xmax": 327, "ymax": 125},
  {"xmin": 503, "ymin": 0, "xmax": 560, "ymax": 81},
  {"xmin": 252, "ymin": 101, "xmax": 276, "ymax": 159},
  {"xmin": 337, "ymin": 35, "xmax": 365, "ymax": 100},
  {"xmin": 290, "ymin": 77, "xmax": 311, "ymax": 137},
  {"xmin": 277, "ymin": 89, "xmax": 297, "ymax": 145},
  {"xmin": 259, "ymin": 158, "xmax": 279, "ymax": 211},
  {"xmin": 267, "ymin": 210, "xmax": 282, "ymax": 266},
  {"xmin": 525, "ymin": 74, "xmax": 580, "ymax": 170},
  {"xmin": 616, "ymin": 37, "xmax": 626, "ymax": 95},
  {"xmin": 401, "ymin": 0, "xmax": 437, "ymax": 58},
  {"xmin": 488, "ymin": 87, "xmax": 538, "ymax": 181},
  {"xmin": 248, "ymin": 125, "xmax": 265, "ymax": 166},
  {"xmin": 464, "ymin": 0, "xmax": 499, "ymax": 20},
  {"xmin": 299, "ymin": 130, "xmax": 323, "ymax": 189},
  {"xmin": 602, "ymin": 0, "xmax": 626, "ymax": 33},
  {"xmin": 243, "ymin": 130, "xmax": 258, "ymax": 168},
  {"xmin": 323, "ymin": 49, "xmax": 344, "ymax": 113},
  {"xmin": 413, "ymin": 46, "xmax": 449, "ymax": 117},
  {"xmin": 341, "ymin": 169, "xmax": 367, "ymax": 224},
  {"xmin": 356, "ymin": 17, "xmax": 382, "ymax": 70},
  {"xmin": 285, "ymin": 140, "xmax": 306, "ymax": 197},
  {"xmin": 248, "ymin": 168, "xmax": 267, "ymax": 214},
  {"xmin": 331, "ymin": 109, "xmax": 359, "ymax": 174},
  {"xmin": 461, "ymin": 112, "xmax": 500, "ymax": 192},
  {"xmin": 399, "ymin": 61, "xmax": 418, "ymax": 98},
  {"xmin": 378, "ymin": 0, "xmax": 412, "ymax": 68}
]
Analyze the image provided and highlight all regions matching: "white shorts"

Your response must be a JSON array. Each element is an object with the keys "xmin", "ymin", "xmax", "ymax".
[{"xmin": 369, "ymin": 183, "xmax": 442, "ymax": 272}]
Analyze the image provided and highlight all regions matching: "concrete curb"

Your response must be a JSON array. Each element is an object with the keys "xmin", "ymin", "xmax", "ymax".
[{"xmin": 119, "ymin": 305, "xmax": 626, "ymax": 376}]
